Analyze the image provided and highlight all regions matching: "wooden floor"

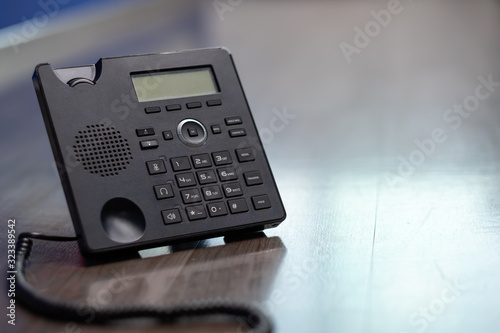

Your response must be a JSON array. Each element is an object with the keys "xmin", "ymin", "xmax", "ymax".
[{"xmin": 2, "ymin": 0, "xmax": 500, "ymax": 332}]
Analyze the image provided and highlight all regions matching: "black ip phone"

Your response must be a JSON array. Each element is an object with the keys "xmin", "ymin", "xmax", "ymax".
[
  {"xmin": 32, "ymin": 47, "xmax": 286, "ymax": 256},
  {"xmin": 13, "ymin": 48, "xmax": 286, "ymax": 331}
]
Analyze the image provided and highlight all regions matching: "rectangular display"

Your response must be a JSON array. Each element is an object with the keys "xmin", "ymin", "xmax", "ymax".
[{"xmin": 131, "ymin": 67, "xmax": 218, "ymax": 102}]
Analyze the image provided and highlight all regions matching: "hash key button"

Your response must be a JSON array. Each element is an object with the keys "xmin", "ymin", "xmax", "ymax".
[
  {"xmin": 228, "ymin": 198, "xmax": 249, "ymax": 214},
  {"xmin": 244, "ymin": 171, "xmax": 263, "ymax": 186},
  {"xmin": 252, "ymin": 195, "xmax": 271, "ymax": 210}
]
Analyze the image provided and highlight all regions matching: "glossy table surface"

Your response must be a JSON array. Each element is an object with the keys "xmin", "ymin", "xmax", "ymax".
[{"xmin": 2, "ymin": 0, "xmax": 500, "ymax": 332}]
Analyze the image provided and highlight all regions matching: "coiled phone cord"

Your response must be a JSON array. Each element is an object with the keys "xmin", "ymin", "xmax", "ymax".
[{"xmin": 15, "ymin": 232, "xmax": 272, "ymax": 333}]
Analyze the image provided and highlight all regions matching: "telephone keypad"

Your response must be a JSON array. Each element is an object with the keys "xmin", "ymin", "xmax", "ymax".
[{"xmin": 152, "ymin": 148, "xmax": 271, "ymax": 223}]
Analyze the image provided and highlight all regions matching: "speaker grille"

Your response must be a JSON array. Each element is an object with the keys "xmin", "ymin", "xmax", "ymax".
[{"xmin": 73, "ymin": 124, "xmax": 133, "ymax": 177}]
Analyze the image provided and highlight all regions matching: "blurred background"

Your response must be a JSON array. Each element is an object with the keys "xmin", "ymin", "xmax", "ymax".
[{"xmin": 2, "ymin": 0, "xmax": 500, "ymax": 332}]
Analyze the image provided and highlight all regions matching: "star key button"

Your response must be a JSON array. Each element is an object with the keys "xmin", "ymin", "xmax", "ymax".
[{"xmin": 186, "ymin": 205, "xmax": 207, "ymax": 221}]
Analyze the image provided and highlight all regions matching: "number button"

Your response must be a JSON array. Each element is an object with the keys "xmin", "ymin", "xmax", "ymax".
[
  {"xmin": 212, "ymin": 151, "xmax": 232, "ymax": 166},
  {"xmin": 202, "ymin": 185, "xmax": 223, "ymax": 201},
  {"xmin": 197, "ymin": 170, "xmax": 217, "ymax": 184},
  {"xmin": 223, "ymin": 182, "xmax": 243, "ymax": 198},
  {"xmin": 207, "ymin": 202, "xmax": 228, "ymax": 217},
  {"xmin": 175, "ymin": 173, "xmax": 196, "ymax": 188},
  {"xmin": 171, "ymin": 156, "xmax": 191, "ymax": 171},
  {"xmin": 181, "ymin": 188, "xmax": 202, "ymax": 204},
  {"xmin": 191, "ymin": 154, "xmax": 212, "ymax": 169},
  {"xmin": 217, "ymin": 167, "xmax": 238, "ymax": 182}
]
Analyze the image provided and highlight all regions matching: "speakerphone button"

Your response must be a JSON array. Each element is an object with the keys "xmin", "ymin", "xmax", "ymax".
[{"xmin": 162, "ymin": 208, "xmax": 182, "ymax": 224}]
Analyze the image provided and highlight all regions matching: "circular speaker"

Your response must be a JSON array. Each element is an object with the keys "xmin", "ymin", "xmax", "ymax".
[{"xmin": 73, "ymin": 124, "xmax": 133, "ymax": 177}]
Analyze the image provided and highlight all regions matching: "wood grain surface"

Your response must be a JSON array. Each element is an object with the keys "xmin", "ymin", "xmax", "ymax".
[{"xmin": 2, "ymin": 1, "xmax": 500, "ymax": 332}]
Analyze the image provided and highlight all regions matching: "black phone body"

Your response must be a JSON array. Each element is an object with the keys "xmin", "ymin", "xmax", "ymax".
[{"xmin": 33, "ymin": 48, "xmax": 286, "ymax": 256}]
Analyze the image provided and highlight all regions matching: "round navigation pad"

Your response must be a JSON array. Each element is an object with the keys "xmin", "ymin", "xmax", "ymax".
[
  {"xmin": 101, "ymin": 197, "xmax": 146, "ymax": 243},
  {"xmin": 177, "ymin": 119, "xmax": 207, "ymax": 147}
]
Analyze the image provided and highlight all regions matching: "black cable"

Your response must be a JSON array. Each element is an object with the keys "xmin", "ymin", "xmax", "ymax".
[{"xmin": 14, "ymin": 232, "xmax": 272, "ymax": 332}]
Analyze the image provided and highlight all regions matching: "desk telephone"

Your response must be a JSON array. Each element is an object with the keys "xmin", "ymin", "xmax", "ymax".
[
  {"xmin": 12, "ymin": 48, "xmax": 284, "ymax": 331},
  {"xmin": 32, "ymin": 47, "xmax": 286, "ymax": 256}
]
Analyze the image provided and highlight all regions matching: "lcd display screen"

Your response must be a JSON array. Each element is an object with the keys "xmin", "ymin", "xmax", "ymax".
[{"xmin": 131, "ymin": 67, "xmax": 218, "ymax": 102}]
